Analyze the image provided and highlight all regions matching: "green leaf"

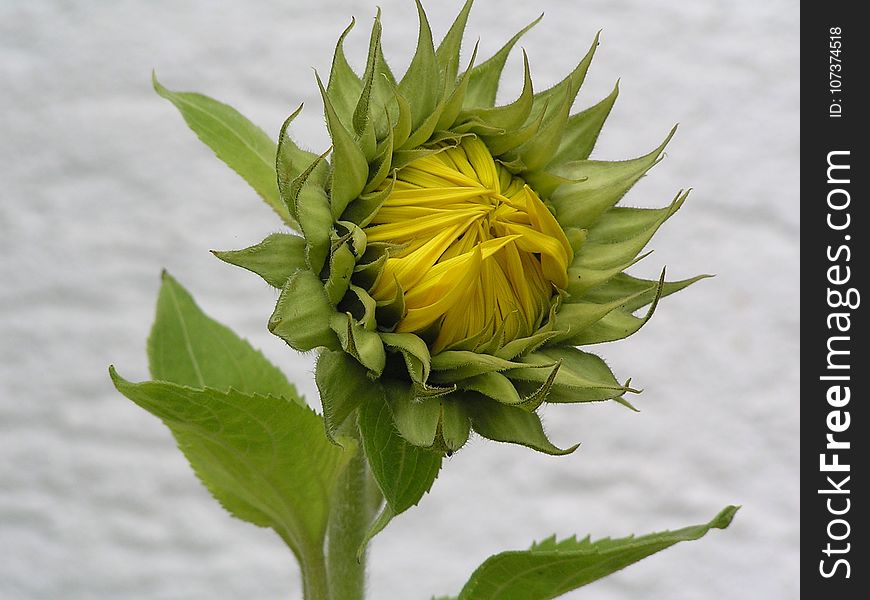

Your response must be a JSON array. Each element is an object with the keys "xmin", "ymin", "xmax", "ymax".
[
  {"xmin": 269, "ymin": 269, "xmax": 340, "ymax": 352},
  {"xmin": 358, "ymin": 384, "xmax": 442, "ymax": 533},
  {"xmin": 462, "ymin": 15, "xmax": 542, "ymax": 109},
  {"xmin": 152, "ymin": 73, "xmax": 296, "ymax": 230},
  {"xmin": 548, "ymin": 80, "xmax": 619, "ymax": 166},
  {"xmin": 454, "ymin": 506, "xmax": 740, "ymax": 600},
  {"xmin": 146, "ymin": 272, "xmax": 299, "ymax": 400},
  {"xmin": 467, "ymin": 395, "xmax": 578, "ymax": 456},
  {"xmin": 212, "ymin": 233, "xmax": 306, "ymax": 289},
  {"xmin": 109, "ymin": 370, "xmax": 354, "ymax": 567}
]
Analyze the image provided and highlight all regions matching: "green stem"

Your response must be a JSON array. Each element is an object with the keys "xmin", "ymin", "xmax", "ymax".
[
  {"xmin": 326, "ymin": 420, "xmax": 375, "ymax": 600},
  {"xmin": 302, "ymin": 551, "xmax": 331, "ymax": 600}
]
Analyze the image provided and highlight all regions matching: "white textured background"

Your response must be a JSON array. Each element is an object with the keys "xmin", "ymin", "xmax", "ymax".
[{"xmin": 1, "ymin": 1, "xmax": 799, "ymax": 598}]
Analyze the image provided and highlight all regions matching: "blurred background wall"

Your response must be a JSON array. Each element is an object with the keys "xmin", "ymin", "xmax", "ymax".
[{"xmin": 0, "ymin": 1, "xmax": 799, "ymax": 598}]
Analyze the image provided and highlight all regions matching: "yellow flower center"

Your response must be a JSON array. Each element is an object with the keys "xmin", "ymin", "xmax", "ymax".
[{"xmin": 364, "ymin": 137, "xmax": 572, "ymax": 353}]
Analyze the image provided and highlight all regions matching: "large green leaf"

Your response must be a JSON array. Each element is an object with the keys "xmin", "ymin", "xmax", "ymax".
[
  {"xmin": 110, "ymin": 371, "xmax": 354, "ymax": 567},
  {"xmin": 152, "ymin": 73, "xmax": 296, "ymax": 229},
  {"xmin": 146, "ymin": 272, "xmax": 299, "ymax": 400},
  {"xmin": 454, "ymin": 506, "xmax": 740, "ymax": 600}
]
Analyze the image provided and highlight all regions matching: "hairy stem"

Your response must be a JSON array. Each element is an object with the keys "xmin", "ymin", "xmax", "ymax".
[
  {"xmin": 302, "ymin": 551, "xmax": 331, "ymax": 600},
  {"xmin": 326, "ymin": 420, "xmax": 375, "ymax": 600}
]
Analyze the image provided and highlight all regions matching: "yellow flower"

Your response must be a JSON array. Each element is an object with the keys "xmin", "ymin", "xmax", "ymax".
[{"xmin": 366, "ymin": 137, "xmax": 572, "ymax": 352}]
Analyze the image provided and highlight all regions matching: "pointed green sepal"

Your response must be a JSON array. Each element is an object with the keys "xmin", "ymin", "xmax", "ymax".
[
  {"xmin": 316, "ymin": 350, "xmax": 379, "ymax": 444},
  {"xmin": 582, "ymin": 272, "xmax": 711, "ymax": 312},
  {"xmin": 276, "ymin": 105, "xmax": 320, "ymax": 222},
  {"xmin": 525, "ymin": 32, "xmax": 600, "ymax": 126},
  {"xmin": 430, "ymin": 350, "xmax": 533, "ymax": 382},
  {"xmin": 330, "ymin": 312, "xmax": 387, "ymax": 377},
  {"xmin": 549, "ymin": 80, "xmax": 619, "ymax": 166},
  {"xmin": 462, "ymin": 15, "xmax": 542, "ymax": 108},
  {"xmin": 269, "ymin": 269, "xmax": 340, "ymax": 352},
  {"xmin": 292, "ymin": 151, "xmax": 333, "ymax": 273},
  {"xmin": 440, "ymin": 396, "xmax": 472, "ymax": 453},
  {"xmin": 316, "ymin": 72, "xmax": 369, "ymax": 219},
  {"xmin": 212, "ymin": 233, "xmax": 306, "ymax": 289},
  {"xmin": 385, "ymin": 380, "xmax": 442, "ymax": 447},
  {"xmin": 459, "ymin": 372, "xmax": 522, "ymax": 405},
  {"xmin": 327, "ymin": 19, "xmax": 364, "ymax": 130},
  {"xmin": 573, "ymin": 189, "xmax": 688, "ymax": 271},
  {"xmin": 436, "ymin": 0, "xmax": 474, "ymax": 83},
  {"xmin": 324, "ymin": 237, "xmax": 357, "ymax": 305},
  {"xmin": 549, "ymin": 126, "xmax": 677, "ymax": 228},
  {"xmin": 567, "ymin": 270, "xmax": 667, "ymax": 345},
  {"xmin": 508, "ymin": 347, "xmax": 631, "ymax": 403},
  {"xmin": 358, "ymin": 386, "xmax": 442, "ymax": 544},
  {"xmin": 398, "ymin": 0, "xmax": 440, "ymax": 131},
  {"xmin": 468, "ymin": 396, "xmax": 579, "ymax": 455},
  {"xmin": 380, "ymin": 332, "xmax": 432, "ymax": 384},
  {"xmin": 461, "ymin": 50, "xmax": 533, "ymax": 133}
]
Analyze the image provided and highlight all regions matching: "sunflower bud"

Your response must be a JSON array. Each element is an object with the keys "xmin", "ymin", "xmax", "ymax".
[
  {"xmin": 216, "ymin": 0, "xmax": 707, "ymax": 455},
  {"xmin": 366, "ymin": 136, "xmax": 572, "ymax": 353}
]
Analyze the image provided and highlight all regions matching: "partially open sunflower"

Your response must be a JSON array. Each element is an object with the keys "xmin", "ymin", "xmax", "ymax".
[{"xmin": 211, "ymin": 0, "xmax": 704, "ymax": 456}]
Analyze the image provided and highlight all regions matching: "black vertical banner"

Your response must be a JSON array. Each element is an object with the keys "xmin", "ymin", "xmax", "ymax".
[{"xmin": 803, "ymin": 3, "xmax": 868, "ymax": 597}]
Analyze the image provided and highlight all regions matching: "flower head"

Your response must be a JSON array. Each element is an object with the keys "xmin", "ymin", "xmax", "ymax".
[
  {"xmin": 217, "ymin": 0, "xmax": 705, "ymax": 455},
  {"xmin": 366, "ymin": 137, "xmax": 571, "ymax": 353}
]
